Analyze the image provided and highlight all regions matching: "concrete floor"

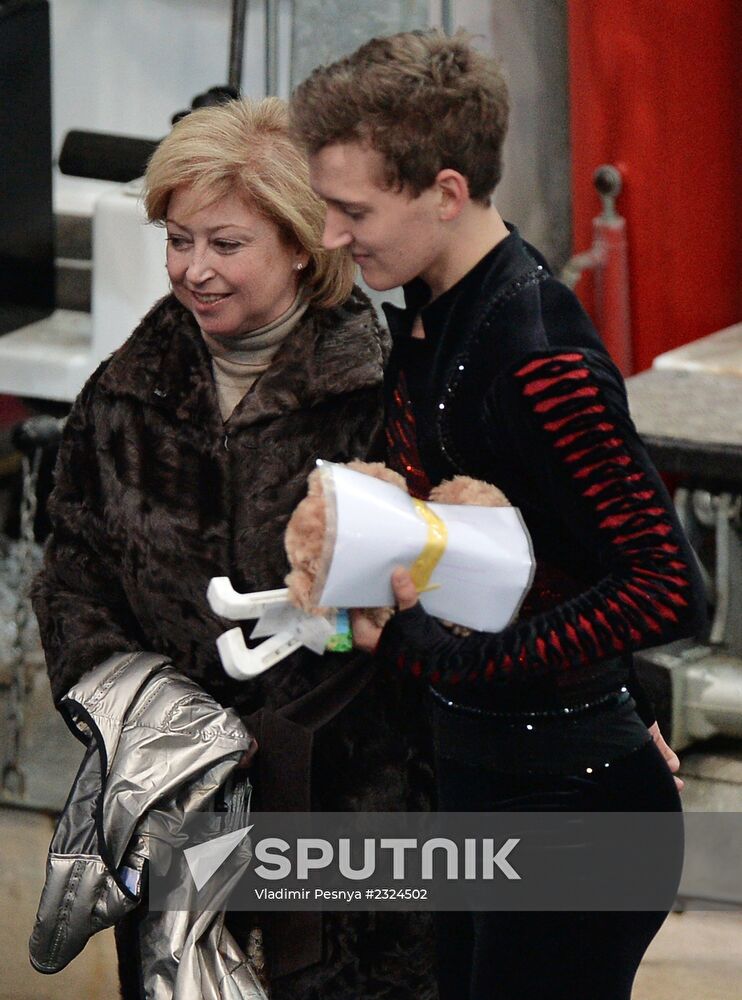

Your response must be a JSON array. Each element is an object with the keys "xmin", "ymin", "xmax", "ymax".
[
  {"xmin": 2, "ymin": 806, "xmax": 741, "ymax": 1000},
  {"xmin": 634, "ymin": 910, "xmax": 742, "ymax": 1000}
]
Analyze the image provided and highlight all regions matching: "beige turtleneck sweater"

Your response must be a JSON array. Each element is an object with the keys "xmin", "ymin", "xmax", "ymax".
[{"xmin": 201, "ymin": 293, "xmax": 309, "ymax": 421}]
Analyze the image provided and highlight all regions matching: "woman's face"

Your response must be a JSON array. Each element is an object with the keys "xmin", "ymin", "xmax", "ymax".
[{"xmin": 165, "ymin": 186, "xmax": 309, "ymax": 337}]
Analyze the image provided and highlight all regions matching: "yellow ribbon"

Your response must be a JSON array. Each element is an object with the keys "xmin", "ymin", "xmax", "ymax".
[{"xmin": 409, "ymin": 499, "xmax": 448, "ymax": 593}]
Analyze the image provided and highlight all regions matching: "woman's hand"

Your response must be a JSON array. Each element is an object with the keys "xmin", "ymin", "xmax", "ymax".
[
  {"xmin": 648, "ymin": 722, "xmax": 684, "ymax": 792},
  {"xmin": 351, "ymin": 567, "xmax": 420, "ymax": 652}
]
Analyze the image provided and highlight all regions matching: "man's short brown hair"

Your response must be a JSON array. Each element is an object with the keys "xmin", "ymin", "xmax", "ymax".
[{"xmin": 290, "ymin": 29, "xmax": 509, "ymax": 205}]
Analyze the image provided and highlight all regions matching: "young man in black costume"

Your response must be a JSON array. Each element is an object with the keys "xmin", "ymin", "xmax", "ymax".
[{"xmin": 292, "ymin": 29, "xmax": 705, "ymax": 1000}]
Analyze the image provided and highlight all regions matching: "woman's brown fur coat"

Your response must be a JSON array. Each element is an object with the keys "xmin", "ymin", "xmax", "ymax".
[{"xmin": 33, "ymin": 292, "xmax": 437, "ymax": 1000}]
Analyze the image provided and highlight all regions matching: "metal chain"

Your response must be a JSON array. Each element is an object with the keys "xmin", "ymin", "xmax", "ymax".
[{"xmin": 1, "ymin": 448, "xmax": 42, "ymax": 797}]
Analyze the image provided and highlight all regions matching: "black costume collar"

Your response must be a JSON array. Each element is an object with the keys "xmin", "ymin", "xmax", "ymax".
[{"xmin": 382, "ymin": 224, "xmax": 546, "ymax": 346}]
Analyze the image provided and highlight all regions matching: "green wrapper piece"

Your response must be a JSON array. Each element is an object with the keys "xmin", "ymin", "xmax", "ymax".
[{"xmin": 325, "ymin": 609, "xmax": 353, "ymax": 652}]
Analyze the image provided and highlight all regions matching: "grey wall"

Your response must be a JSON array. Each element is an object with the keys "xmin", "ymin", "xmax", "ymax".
[
  {"xmin": 291, "ymin": 1, "xmax": 429, "ymax": 87},
  {"xmin": 459, "ymin": 0, "xmax": 572, "ymax": 268}
]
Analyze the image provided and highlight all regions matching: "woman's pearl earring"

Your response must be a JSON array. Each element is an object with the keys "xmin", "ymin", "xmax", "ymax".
[{"xmin": 294, "ymin": 262, "xmax": 305, "ymax": 271}]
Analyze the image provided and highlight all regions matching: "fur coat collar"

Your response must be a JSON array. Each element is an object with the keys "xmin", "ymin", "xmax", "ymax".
[{"xmin": 97, "ymin": 290, "xmax": 388, "ymax": 428}]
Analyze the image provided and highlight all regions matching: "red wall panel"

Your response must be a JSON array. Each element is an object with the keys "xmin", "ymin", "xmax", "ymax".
[{"xmin": 567, "ymin": 1, "xmax": 740, "ymax": 371}]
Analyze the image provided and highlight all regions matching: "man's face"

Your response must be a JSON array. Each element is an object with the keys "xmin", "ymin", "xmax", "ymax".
[{"xmin": 308, "ymin": 142, "xmax": 443, "ymax": 291}]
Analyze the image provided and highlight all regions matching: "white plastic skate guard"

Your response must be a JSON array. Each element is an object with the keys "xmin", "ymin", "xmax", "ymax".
[
  {"xmin": 206, "ymin": 578, "xmax": 291, "ymax": 620},
  {"xmin": 207, "ymin": 577, "xmax": 335, "ymax": 679}
]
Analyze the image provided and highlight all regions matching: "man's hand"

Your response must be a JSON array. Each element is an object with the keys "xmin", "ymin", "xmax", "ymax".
[
  {"xmin": 350, "ymin": 567, "xmax": 420, "ymax": 652},
  {"xmin": 388, "ymin": 566, "xmax": 419, "ymax": 611},
  {"xmin": 648, "ymin": 721, "xmax": 684, "ymax": 792},
  {"xmin": 349, "ymin": 608, "xmax": 383, "ymax": 653}
]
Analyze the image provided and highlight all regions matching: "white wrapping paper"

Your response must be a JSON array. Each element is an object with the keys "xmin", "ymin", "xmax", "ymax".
[{"xmin": 316, "ymin": 463, "xmax": 535, "ymax": 632}]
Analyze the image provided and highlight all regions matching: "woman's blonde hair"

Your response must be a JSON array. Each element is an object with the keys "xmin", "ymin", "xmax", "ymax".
[{"xmin": 144, "ymin": 97, "xmax": 354, "ymax": 309}]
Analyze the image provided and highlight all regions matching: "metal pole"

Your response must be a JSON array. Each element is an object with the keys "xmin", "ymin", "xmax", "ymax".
[
  {"xmin": 441, "ymin": 0, "xmax": 454, "ymax": 35},
  {"xmin": 228, "ymin": 0, "xmax": 248, "ymax": 91},
  {"xmin": 286, "ymin": 0, "xmax": 294, "ymax": 90},
  {"xmin": 559, "ymin": 165, "xmax": 633, "ymax": 376},
  {"xmin": 591, "ymin": 165, "xmax": 632, "ymax": 375},
  {"xmin": 265, "ymin": 0, "xmax": 280, "ymax": 96}
]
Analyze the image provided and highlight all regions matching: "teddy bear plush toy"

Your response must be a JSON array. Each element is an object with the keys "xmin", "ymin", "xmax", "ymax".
[{"xmin": 284, "ymin": 460, "xmax": 511, "ymax": 632}]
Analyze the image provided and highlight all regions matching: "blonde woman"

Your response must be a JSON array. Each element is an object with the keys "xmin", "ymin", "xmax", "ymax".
[{"xmin": 33, "ymin": 99, "xmax": 436, "ymax": 1000}]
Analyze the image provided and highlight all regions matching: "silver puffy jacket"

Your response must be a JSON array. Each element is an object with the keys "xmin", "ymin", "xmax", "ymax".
[{"xmin": 29, "ymin": 651, "xmax": 267, "ymax": 999}]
